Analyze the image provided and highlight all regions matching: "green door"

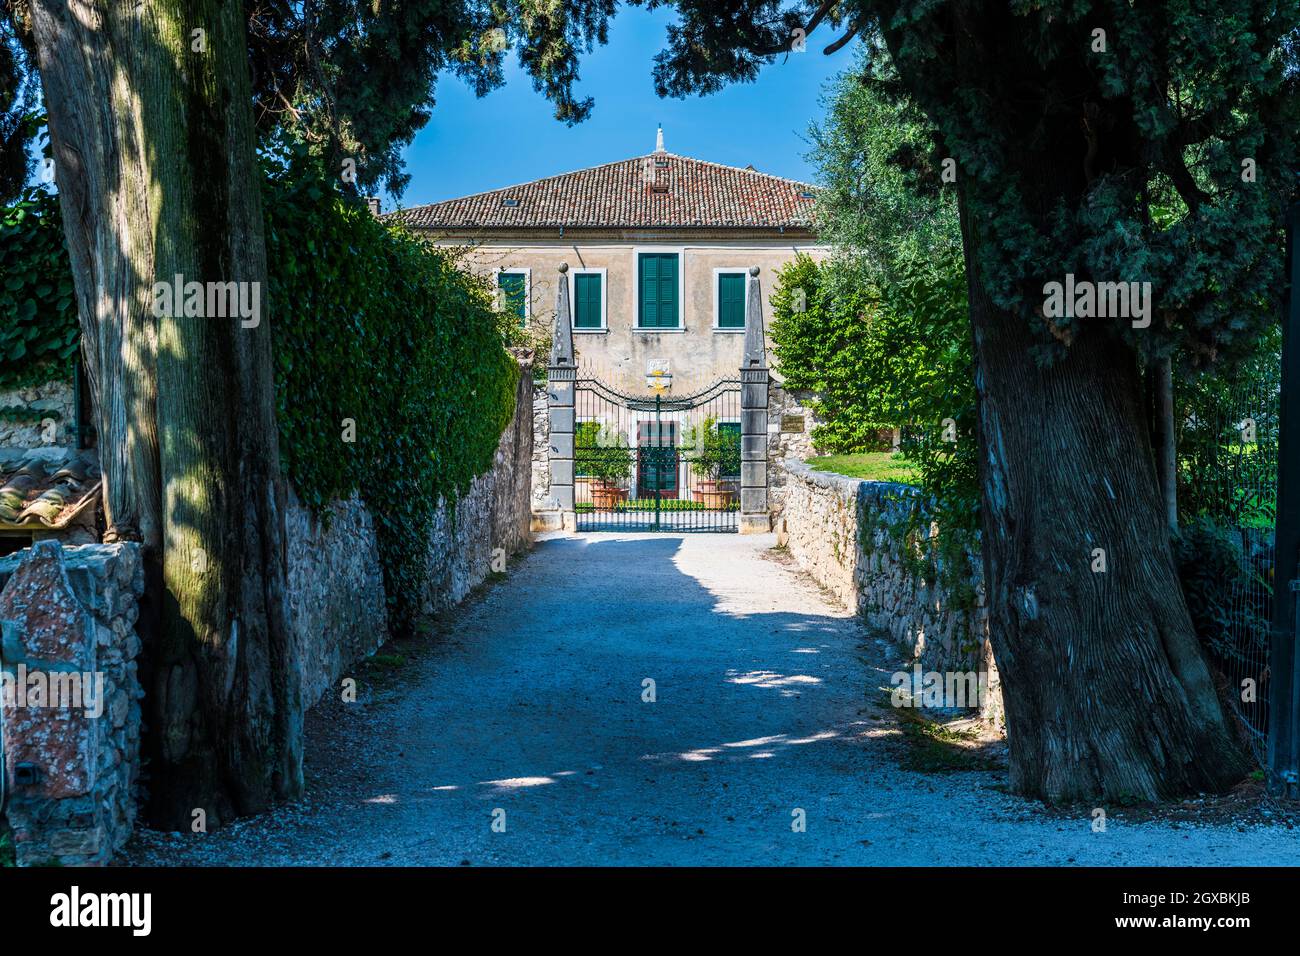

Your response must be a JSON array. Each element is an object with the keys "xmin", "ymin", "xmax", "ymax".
[
  {"xmin": 717, "ymin": 421, "xmax": 742, "ymax": 478},
  {"xmin": 638, "ymin": 253, "xmax": 679, "ymax": 328},
  {"xmin": 637, "ymin": 419, "xmax": 678, "ymax": 498}
]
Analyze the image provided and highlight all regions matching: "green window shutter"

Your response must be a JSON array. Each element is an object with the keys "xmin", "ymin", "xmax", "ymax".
[
  {"xmin": 498, "ymin": 272, "xmax": 527, "ymax": 326},
  {"xmin": 639, "ymin": 253, "xmax": 679, "ymax": 328},
  {"xmin": 640, "ymin": 254, "xmax": 659, "ymax": 327},
  {"xmin": 574, "ymin": 273, "xmax": 602, "ymax": 328},
  {"xmin": 659, "ymin": 254, "xmax": 679, "ymax": 328},
  {"xmin": 718, "ymin": 273, "xmax": 745, "ymax": 328}
]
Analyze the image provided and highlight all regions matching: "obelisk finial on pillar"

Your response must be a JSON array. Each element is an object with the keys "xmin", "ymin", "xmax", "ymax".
[
  {"xmin": 743, "ymin": 265, "xmax": 766, "ymax": 369},
  {"xmin": 551, "ymin": 261, "xmax": 574, "ymax": 368}
]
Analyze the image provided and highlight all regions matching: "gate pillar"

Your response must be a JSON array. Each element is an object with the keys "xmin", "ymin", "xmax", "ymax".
[
  {"xmin": 547, "ymin": 263, "xmax": 577, "ymax": 532},
  {"xmin": 739, "ymin": 266, "xmax": 771, "ymax": 534}
]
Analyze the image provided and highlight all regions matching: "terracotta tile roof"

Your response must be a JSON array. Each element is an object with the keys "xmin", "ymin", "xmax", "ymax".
[
  {"xmin": 0, "ymin": 451, "xmax": 100, "ymax": 531},
  {"xmin": 393, "ymin": 153, "xmax": 818, "ymax": 231}
]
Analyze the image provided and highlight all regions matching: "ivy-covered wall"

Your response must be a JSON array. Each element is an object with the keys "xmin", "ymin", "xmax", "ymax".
[
  {"xmin": 264, "ymin": 161, "xmax": 520, "ymax": 633},
  {"xmin": 2, "ymin": 169, "xmax": 522, "ymax": 634}
]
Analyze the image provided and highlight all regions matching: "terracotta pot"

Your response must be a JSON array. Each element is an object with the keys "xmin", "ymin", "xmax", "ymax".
[
  {"xmin": 590, "ymin": 481, "xmax": 625, "ymax": 512},
  {"xmin": 699, "ymin": 489, "xmax": 735, "ymax": 510},
  {"xmin": 695, "ymin": 479, "xmax": 731, "ymax": 508}
]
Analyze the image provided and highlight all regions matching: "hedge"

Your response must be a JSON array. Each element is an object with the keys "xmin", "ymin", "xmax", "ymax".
[
  {"xmin": 1, "ymin": 165, "xmax": 519, "ymax": 634},
  {"xmin": 264, "ymin": 159, "xmax": 519, "ymax": 632}
]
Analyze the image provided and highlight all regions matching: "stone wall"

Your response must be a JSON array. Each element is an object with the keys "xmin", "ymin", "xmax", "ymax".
[
  {"xmin": 421, "ymin": 361, "xmax": 535, "ymax": 613},
  {"xmin": 287, "ymin": 358, "xmax": 535, "ymax": 708},
  {"xmin": 781, "ymin": 458, "xmax": 1000, "ymax": 718},
  {"xmin": 0, "ymin": 380, "xmax": 76, "ymax": 449},
  {"xmin": 531, "ymin": 383, "xmax": 551, "ymax": 514},
  {"xmin": 0, "ymin": 359, "xmax": 533, "ymax": 865},
  {"xmin": 766, "ymin": 384, "xmax": 821, "ymax": 516},
  {"xmin": 285, "ymin": 493, "xmax": 389, "ymax": 707},
  {"xmin": 0, "ymin": 541, "xmax": 144, "ymax": 866}
]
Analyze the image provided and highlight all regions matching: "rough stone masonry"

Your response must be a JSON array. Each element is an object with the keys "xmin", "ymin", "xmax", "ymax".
[
  {"xmin": 0, "ymin": 540, "xmax": 144, "ymax": 866},
  {"xmin": 780, "ymin": 458, "xmax": 1002, "ymax": 722}
]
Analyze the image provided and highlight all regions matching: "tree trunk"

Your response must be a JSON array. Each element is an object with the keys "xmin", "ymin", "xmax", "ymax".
[
  {"xmin": 959, "ymin": 198, "xmax": 1247, "ymax": 802},
  {"xmin": 28, "ymin": 0, "xmax": 301, "ymax": 828}
]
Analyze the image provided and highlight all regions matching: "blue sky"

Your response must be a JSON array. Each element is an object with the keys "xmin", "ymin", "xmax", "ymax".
[{"xmin": 396, "ymin": 5, "xmax": 852, "ymax": 209}]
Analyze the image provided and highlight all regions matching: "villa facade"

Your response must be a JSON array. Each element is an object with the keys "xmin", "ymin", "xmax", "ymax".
[{"xmin": 394, "ymin": 130, "xmax": 827, "ymax": 393}]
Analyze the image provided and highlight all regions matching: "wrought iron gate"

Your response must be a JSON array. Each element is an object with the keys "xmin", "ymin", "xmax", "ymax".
[{"xmin": 573, "ymin": 377, "xmax": 742, "ymax": 532}]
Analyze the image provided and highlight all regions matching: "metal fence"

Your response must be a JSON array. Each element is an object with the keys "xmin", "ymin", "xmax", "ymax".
[
  {"xmin": 573, "ymin": 376, "xmax": 742, "ymax": 533},
  {"xmin": 1180, "ymin": 376, "xmax": 1280, "ymax": 764}
]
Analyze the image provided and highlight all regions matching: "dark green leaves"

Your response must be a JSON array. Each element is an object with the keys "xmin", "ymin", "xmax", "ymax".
[
  {"xmin": 264, "ymin": 158, "xmax": 518, "ymax": 634},
  {"xmin": 0, "ymin": 189, "xmax": 78, "ymax": 391}
]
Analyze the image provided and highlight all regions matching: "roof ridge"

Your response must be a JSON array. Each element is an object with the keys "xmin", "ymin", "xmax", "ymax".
[
  {"xmin": 394, "ymin": 152, "xmax": 817, "ymax": 215},
  {"xmin": 657, "ymin": 152, "xmax": 817, "ymax": 190}
]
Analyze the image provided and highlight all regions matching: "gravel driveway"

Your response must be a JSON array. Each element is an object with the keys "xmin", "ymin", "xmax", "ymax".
[{"xmin": 126, "ymin": 532, "xmax": 1300, "ymax": 866}]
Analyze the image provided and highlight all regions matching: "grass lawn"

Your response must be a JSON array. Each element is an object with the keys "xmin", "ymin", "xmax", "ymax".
[{"xmin": 806, "ymin": 451, "xmax": 919, "ymax": 484}]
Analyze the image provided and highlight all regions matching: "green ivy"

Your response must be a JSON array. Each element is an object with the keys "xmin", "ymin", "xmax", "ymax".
[
  {"xmin": 0, "ymin": 406, "xmax": 60, "ymax": 423},
  {"xmin": 2, "ymin": 163, "xmax": 520, "ymax": 636},
  {"xmin": 0, "ymin": 189, "xmax": 79, "ymax": 391},
  {"xmin": 263, "ymin": 157, "xmax": 519, "ymax": 635}
]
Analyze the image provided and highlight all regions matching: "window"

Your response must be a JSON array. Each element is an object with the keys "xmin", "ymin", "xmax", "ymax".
[
  {"xmin": 716, "ymin": 272, "xmax": 746, "ymax": 330},
  {"xmin": 638, "ymin": 253, "xmax": 680, "ymax": 329},
  {"xmin": 498, "ymin": 270, "xmax": 528, "ymax": 327},
  {"xmin": 572, "ymin": 271, "xmax": 605, "ymax": 330}
]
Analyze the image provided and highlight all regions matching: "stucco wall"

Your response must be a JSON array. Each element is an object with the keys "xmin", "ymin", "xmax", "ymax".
[{"xmin": 439, "ymin": 237, "xmax": 827, "ymax": 389}]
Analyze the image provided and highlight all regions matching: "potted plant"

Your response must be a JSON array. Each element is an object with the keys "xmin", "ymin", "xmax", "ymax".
[
  {"xmin": 578, "ymin": 422, "xmax": 633, "ymax": 511},
  {"xmin": 687, "ymin": 417, "xmax": 742, "ymax": 509}
]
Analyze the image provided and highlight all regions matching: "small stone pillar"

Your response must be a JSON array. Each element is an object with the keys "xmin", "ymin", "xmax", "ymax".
[
  {"xmin": 0, "ymin": 540, "xmax": 145, "ymax": 866},
  {"xmin": 740, "ymin": 266, "xmax": 771, "ymax": 533},
  {"xmin": 546, "ymin": 263, "xmax": 577, "ymax": 531}
]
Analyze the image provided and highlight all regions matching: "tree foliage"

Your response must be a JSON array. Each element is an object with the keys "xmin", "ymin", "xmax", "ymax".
[
  {"xmin": 0, "ymin": 9, "xmax": 39, "ymax": 203},
  {"xmin": 3, "ymin": 156, "xmax": 520, "ymax": 635},
  {"xmin": 222, "ymin": 0, "xmax": 618, "ymax": 195},
  {"xmin": 648, "ymin": 0, "xmax": 1300, "ymax": 368},
  {"xmin": 2, "ymin": 1, "xmax": 621, "ymax": 198},
  {"xmin": 771, "ymin": 47, "xmax": 976, "ymax": 527}
]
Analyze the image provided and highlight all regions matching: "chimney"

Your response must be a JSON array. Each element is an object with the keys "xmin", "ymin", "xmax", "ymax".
[
  {"xmin": 366, "ymin": 197, "xmax": 381, "ymax": 217},
  {"xmin": 655, "ymin": 124, "xmax": 665, "ymax": 153}
]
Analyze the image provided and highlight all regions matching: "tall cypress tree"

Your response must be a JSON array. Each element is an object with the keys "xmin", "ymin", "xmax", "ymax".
[{"xmin": 646, "ymin": 0, "xmax": 1300, "ymax": 800}]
